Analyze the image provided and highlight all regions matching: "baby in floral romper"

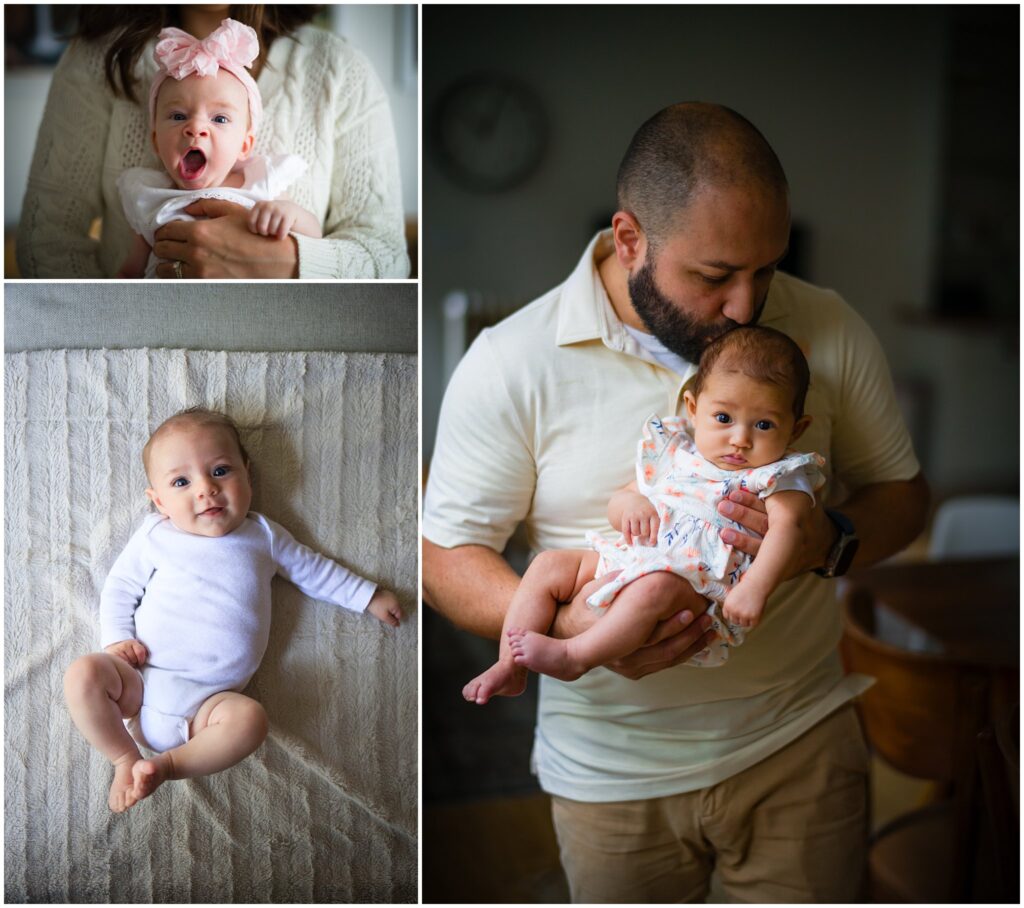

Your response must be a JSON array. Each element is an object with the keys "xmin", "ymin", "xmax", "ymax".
[{"xmin": 464, "ymin": 325, "xmax": 825, "ymax": 704}]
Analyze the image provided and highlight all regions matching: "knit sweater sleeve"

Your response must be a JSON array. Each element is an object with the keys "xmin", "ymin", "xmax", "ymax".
[
  {"xmin": 16, "ymin": 38, "xmax": 111, "ymax": 278},
  {"xmin": 260, "ymin": 515, "xmax": 377, "ymax": 613},
  {"xmin": 293, "ymin": 45, "xmax": 409, "ymax": 279},
  {"xmin": 99, "ymin": 517, "xmax": 160, "ymax": 648}
]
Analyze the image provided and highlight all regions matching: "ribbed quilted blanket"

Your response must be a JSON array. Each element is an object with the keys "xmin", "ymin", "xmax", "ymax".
[{"xmin": 4, "ymin": 349, "xmax": 417, "ymax": 903}]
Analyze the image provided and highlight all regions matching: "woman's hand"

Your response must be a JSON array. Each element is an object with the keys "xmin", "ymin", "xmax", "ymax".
[{"xmin": 152, "ymin": 199, "xmax": 299, "ymax": 278}]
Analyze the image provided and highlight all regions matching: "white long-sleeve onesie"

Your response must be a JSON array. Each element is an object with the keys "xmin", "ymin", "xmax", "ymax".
[{"xmin": 100, "ymin": 512, "xmax": 376, "ymax": 753}]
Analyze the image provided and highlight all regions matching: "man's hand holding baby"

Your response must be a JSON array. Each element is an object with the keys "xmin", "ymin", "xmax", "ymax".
[
  {"xmin": 551, "ymin": 573, "xmax": 717, "ymax": 680},
  {"xmin": 104, "ymin": 639, "xmax": 149, "ymax": 667},
  {"xmin": 718, "ymin": 488, "xmax": 835, "ymax": 578},
  {"xmin": 366, "ymin": 589, "xmax": 403, "ymax": 627}
]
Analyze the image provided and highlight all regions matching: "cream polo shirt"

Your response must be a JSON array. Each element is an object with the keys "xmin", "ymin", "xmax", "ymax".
[{"xmin": 424, "ymin": 230, "xmax": 920, "ymax": 802}]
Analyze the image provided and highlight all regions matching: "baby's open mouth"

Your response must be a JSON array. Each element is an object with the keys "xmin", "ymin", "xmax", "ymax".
[{"xmin": 180, "ymin": 148, "xmax": 207, "ymax": 181}]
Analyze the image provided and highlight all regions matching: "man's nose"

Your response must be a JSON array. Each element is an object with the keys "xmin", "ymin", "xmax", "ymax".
[{"xmin": 721, "ymin": 280, "xmax": 758, "ymax": 325}]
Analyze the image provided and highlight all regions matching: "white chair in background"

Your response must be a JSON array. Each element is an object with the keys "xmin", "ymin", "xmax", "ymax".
[
  {"xmin": 928, "ymin": 495, "xmax": 1020, "ymax": 559},
  {"xmin": 874, "ymin": 494, "xmax": 1019, "ymax": 654}
]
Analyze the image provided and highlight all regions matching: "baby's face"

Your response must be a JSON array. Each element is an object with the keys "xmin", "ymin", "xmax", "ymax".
[
  {"xmin": 152, "ymin": 70, "xmax": 254, "ymax": 190},
  {"xmin": 145, "ymin": 422, "xmax": 252, "ymax": 537},
  {"xmin": 684, "ymin": 370, "xmax": 810, "ymax": 471}
]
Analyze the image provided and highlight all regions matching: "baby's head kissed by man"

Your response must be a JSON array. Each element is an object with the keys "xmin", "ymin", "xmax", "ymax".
[{"xmin": 684, "ymin": 324, "xmax": 813, "ymax": 472}]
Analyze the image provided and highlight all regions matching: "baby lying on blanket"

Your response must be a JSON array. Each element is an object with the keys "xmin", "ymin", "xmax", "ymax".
[{"xmin": 64, "ymin": 407, "xmax": 402, "ymax": 812}]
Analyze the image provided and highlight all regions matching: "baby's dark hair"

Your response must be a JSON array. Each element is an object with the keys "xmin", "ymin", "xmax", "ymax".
[
  {"xmin": 142, "ymin": 407, "xmax": 250, "ymax": 478},
  {"xmin": 691, "ymin": 326, "xmax": 810, "ymax": 419}
]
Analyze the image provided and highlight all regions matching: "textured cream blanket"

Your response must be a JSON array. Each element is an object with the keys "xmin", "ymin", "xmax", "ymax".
[{"xmin": 4, "ymin": 349, "xmax": 417, "ymax": 903}]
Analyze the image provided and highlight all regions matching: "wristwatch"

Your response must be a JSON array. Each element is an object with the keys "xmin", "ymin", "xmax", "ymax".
[{"xmin": 814, "ymin": 509, "xmax": 859, "ymax": 578}]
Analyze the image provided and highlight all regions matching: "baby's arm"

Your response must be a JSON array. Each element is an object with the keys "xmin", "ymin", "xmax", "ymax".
[
  {"xmin": 366, "ymin": 588, "xmax": 403, "ymax": 627},
  {"xmin": 265, "ymin": 517, "xmax": 395, "ymax": 623},
  {"xmin": 722, "ymin": 489, "xmax": 814, "ymax": 627},
  {"xmin": 248, "ymin": 199, "xmax": 323, "ymax": 240},
  {"xmin": 116, "ymin": 234, "xmax": 152, "ymax": 279},
  {"xmin": 608, "ymin": 480, "xmax": 660, "ymax": 546}
]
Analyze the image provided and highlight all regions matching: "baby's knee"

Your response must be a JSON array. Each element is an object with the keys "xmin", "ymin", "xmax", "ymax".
[
  {"xmin": 530, "ymin": 548, "xmax": 586, "ymax": 580},
  {"xmin": 627, "ymin": 571, "xmax": 697, "ymax": 616},
  {"xmin": 237, "ymin": 698, "xmax": 269, "ymax": 745},
  {"xmin": 63, "ymin": 653, "xmax": 109, "ymax": 698}
]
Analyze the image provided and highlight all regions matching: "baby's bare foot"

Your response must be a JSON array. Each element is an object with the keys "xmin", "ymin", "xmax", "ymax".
[
  {"xmin": 462, "ymin": 659, "xmax": 527, "ymax": 705},
  {"xmin": 108, "ymin": 755, "xmax": 140, "ymax": 813},
  {"xmin": 508, "ymin": 628, "xmax": 586, "ymax": 681},
  {"xmin": 127, "ymin": 754, "xmax": 172, "ymax": 808}
]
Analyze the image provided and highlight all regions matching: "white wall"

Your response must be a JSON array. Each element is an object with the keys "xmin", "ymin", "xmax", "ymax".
[
  {"xmin": 421, "ymin": 5, "xmax": 1019, "ymax": 497},
  {"xmin": 330, "ymin": 4, "xmax": 417, "ymax": 219}
]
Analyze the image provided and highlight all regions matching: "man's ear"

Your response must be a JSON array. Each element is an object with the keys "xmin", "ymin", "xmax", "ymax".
[
  {"xmin": 611, "ymin": 210, "xmax": 647, "ymax": 272},
  {"xmin": 145, "ymin": 487, "xmax": 167, "ymax": 515},
  {"xmin": 790, "ymin": 414, "xmax": 812, "ymax": 442}
]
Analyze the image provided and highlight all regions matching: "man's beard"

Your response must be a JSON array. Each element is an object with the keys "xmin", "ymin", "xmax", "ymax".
[{"xmin": 628, "ymin": 259, "xmax": 764, "ymax": 364}]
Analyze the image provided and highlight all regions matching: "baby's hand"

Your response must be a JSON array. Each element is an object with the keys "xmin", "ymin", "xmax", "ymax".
[
  {"xmin": 366, "ymin": 589, "xmax": 403, "ymax": 628},
  {"xmin": 622, "ymin": 502, "xmax": 660, "ymax": 547},
  {"xmin": 104, "ymin": 639, "xmax": 148, "ymax": 667},
  {"xmin": 722, "ymin": 583, "xmax": 766, "ymax": 629},
  {"xmin": 248, "ymin": 200, "xmax": 300, "ymax": 240}
]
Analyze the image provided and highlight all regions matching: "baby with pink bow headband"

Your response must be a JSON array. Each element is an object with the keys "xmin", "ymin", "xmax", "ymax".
[{"xmin": 116, "ymin": 18, "xmax": 321, "ymax": 279}]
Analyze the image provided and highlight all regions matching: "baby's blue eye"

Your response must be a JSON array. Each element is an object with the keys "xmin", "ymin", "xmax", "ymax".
[
  {"xmin": 172, "ymin": 477, "xmax": 189, "ymax": 488},
  {"xmin": 212, "ymin": 465, "xmax": 230, "ymax": 477},
  {"xmin": 171, "ymin": 113, "xmax": 186, "ymax": 121},
  {"xmin": 714, "ymin": 413, "xmax": 731, "ymax": 424},
  {"xmin": 213, "ymin": 115, "xmax": 229, "ymax": 124},
  {"xmin": 756, "ymin": 420, "xmax": 775, "ymax": 431}
]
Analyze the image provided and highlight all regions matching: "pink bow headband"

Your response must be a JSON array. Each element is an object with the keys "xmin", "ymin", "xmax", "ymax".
[{"xmin": 148, "ymin": 18, "xmax": 263, "ymax": 133}]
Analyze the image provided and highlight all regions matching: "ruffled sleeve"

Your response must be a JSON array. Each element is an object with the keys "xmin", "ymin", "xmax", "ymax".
[
  {"xmin": 636, "ymin": 414, "xmax": 693, "ymax": 491},
  {"xmin": 261, "ymin": 153, "xmax": 308, "ymax": 199},
  {"xmin": 746, "ymin": 450, "xmax": 827, "ymax": 503}
]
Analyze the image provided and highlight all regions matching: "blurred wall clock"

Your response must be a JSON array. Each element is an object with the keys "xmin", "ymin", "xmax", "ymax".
[{"xmin": 432, "ymin": 74, "xmax": 549, "ymax": 192}]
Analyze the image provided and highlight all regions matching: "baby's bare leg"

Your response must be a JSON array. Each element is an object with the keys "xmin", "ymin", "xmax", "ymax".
[
  {"xmin": 131, "ymin": 692, "xmax": 269, "ymax": 803},
  {"xmin": 463, "ymin": 549, "xmax": 599, "ymax": 705},
  {"xmin": 63, "ymin": 653, "xmax": 144, "ymax": 812},
  {"xmin": 509, "ymin": 571, "xmax": 681, "ymax": 681}
]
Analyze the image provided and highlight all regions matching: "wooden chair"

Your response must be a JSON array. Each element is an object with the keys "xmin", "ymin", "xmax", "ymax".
[
  {"xmin": 840, "ymin": 586, "xmax": 992, "ymax": 903},
  {"xmin": 975, "ymin": 702, "xmax": 1019, "ymax": 903}
]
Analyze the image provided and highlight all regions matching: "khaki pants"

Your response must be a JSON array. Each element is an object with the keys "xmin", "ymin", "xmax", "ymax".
[{"xmin": 550, "ymin": 706, "xmax": 869, "ymax": 903}]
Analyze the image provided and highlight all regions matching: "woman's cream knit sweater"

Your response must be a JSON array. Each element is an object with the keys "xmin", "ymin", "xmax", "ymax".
[{"xmin": 17, "ymin": 25, "xmax": 409, "ymax": 279}]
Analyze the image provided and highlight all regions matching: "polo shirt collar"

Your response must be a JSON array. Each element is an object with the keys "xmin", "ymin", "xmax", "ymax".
[
  {"xmin": 553, "ymin": 228, "xmax": 792, "ymax": 359},
  {"xmin": 555, "ymin": 230, "xmax": 632, "ymax": 350}
]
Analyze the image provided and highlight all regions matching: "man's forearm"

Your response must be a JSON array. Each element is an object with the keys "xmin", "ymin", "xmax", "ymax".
[
  {"xmin": 838, "ymin": 471, "xmax": 930, "ymax": 570},
  {"xmin": 421, "ymin": 538, "xmax": 521, "ymax": 640}
]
